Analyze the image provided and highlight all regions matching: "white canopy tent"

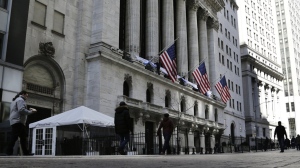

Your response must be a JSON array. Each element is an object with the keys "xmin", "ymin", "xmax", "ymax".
[{"xmin": 29, "ymin": 106, "xmax": 114, "ymax": 156}]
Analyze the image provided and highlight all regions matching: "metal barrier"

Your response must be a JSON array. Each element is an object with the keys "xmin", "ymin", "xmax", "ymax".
[{"xmin": 56, "ymin": 132, "xmax": 181, "ymax": 155}]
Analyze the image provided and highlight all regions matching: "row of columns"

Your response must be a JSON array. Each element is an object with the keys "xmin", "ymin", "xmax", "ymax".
[
  {"xmin": 125, "ymin": 0, "xmax": 220, "ymax": 94},
  {"xmin": 174, "ymin": 127, "xmax": 216, "ymax": 154},
  {"xmin": 256, "ymin": 80, "xmax": 280, "ymax": 120}
]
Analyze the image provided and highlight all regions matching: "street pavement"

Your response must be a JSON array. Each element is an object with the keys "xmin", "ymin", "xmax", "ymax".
[{"xmin": 0, "ymin": 149, "xmax": 300, "ymax": 168}]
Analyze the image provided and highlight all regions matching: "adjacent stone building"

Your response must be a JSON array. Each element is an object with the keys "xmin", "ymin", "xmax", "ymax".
[
  {"xmin": 274, "ymin": 0, "xmax": 300, "ymax": 137},
  {"xmin": 237, "ymin": 0, "xmax": 288, "ymax": 143}
]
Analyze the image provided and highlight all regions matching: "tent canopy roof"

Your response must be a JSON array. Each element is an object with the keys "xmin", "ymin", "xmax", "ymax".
[{"xmin": 29, "ymin": 106, "xmax": 114, "ymax": 128}]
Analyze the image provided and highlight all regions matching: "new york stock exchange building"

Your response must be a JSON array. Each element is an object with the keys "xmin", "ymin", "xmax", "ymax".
[{"xmin": 0, "ymin": 0, "xmax": 246, "ymax": 155}]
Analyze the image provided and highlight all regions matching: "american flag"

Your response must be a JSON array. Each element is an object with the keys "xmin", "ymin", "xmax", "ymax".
[
  {"xmin": 192, "ymin": 62, "xmax": 210, "ymax": 94},
  {"xmin": 159, "ymin": 44, "xmax": 177, "ymax": 82},
  {"xmin": 215, "ymin": 76, "xmax": 231, "ymax": 103}
]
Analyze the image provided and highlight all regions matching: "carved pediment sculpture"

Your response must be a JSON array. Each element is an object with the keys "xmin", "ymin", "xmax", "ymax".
[{"xmin": 39, "ymin": 42, "xmax": 55, "ymax": 58}]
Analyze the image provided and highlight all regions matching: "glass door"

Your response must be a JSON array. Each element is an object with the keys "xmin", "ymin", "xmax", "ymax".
[{"xmin": 32, "ymin": 127, "xmax": 56, "ymax": 156}]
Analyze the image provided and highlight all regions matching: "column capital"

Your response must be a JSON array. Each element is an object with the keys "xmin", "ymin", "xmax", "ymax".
[
  {"xmin": 207, "ymin": 18, "xmax": 219, "ymax": 30},
  {"xmin": 198, "ymin": 8, "xmax": 209, "ymax": 21},
  {"xmin": 187, "ymin": 0, "xmax": 200, "ymax": 11}
]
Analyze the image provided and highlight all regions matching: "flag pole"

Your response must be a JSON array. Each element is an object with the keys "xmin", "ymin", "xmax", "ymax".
[
  {"xmin": 211, "ymin": 71, "xmax": 228, "ymax": 86},
  {"xmin": 158, "ymin": 37, "xmax": 180, "ymax": 55},
  {"xmin": 185, "ymin": 57, "xmax": 208, "ymax": 75},
  {"xmin": 147, "ymin": 37, "xmax": 180, "ymax": 63}
]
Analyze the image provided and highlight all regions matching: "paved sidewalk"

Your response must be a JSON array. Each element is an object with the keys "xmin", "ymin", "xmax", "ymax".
[{"xmin": 0, "ymin": 149, "xmax": 299, "ymax": 168}]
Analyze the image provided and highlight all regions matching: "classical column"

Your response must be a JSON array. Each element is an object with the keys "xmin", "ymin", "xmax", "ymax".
[
  {"xmin": 200, "ymin": 131, "xmax": 205, "ymax": 154},
  {"xmin": 271, "ymin": 87, "xmax": 275, "ymax": 119},
  {"xmin": 264, "ymin": 84, "xmax": 270, "ymax": 118},
  {"xmin": 197, "ymin": 8, "xmax": 209, "ymax": 68},
  {"xmin": 187, "ymin": 0, "xmax": 200, "ymax": 81},
  {"xmin": 258, "ymin": 81, "xmax": 265, "ymax": 119},
  {"xmin": 146, "ymin": 0, "xmax": 159, "ymax": 60},
  {"xmin": 188, "ymin": 128, "xmax": 194, "ymax": 154},
  {"xmin": 125, "ymin": 0, "xmax": 140, "ymax": 59},
  {"xmin": 207, "ymin": 18, "xmax": 219, "ymax": 95},
  {"xmin": 162, "ymin": 0, "xmax": 174, "ymax": 48},
  {"xmin": 176, "ymin": 0, "xmax": 188, "ymax": 77},
  {"xmin": 210, "ymin": 134, "xmax": 215, "ymax": 154}
]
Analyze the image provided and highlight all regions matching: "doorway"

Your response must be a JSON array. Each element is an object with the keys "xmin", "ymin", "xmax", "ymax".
[
  {"xmin": 231, "ymin": 123, "xmax": 235, "ymax": 145},
  {"xmin": 145, "ymin": 121, "xmax": 154, "ymax": 154},
  {"xmin": 32, "ymin": 127, "xmax": 56, "ymax": 156}
]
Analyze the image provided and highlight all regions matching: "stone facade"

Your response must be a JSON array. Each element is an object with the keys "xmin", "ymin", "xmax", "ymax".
[{"xmin": 0, "ymin": 0, "xmax": 249, "ymax": 154}]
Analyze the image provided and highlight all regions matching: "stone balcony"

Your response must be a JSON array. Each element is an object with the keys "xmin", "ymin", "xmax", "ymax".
[{"xmin": 117, "ymin": 95, "xmax": 224, "ymax": 130}]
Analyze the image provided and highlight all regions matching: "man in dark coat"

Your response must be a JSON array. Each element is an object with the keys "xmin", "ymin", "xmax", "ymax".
[
  {"xmin": 157, "ymin": 113, "xmax": 174, "ymax": 155},
  {"xmin": 114, "ymin": 101, "xmax": 132, "ymax": 155},
  {"xmin": 274, "ymin": 121, "xmax": 288, "ymax": 153}
]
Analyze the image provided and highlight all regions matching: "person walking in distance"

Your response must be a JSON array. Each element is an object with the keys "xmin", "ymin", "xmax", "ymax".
[
  {"xmin": 274, "ymin": 121, "xmax": 288, "ymax": 153},
  {"xmin": 157, "ymin": 113, "xmax": 174, "ymax": 155},
  {"xmin": 6, "ymin": 91, "xmax": 37, "ymax": 156},
  {"xmin": 114, "ymin": 101, "xmax": 133, "ymax": 155}
]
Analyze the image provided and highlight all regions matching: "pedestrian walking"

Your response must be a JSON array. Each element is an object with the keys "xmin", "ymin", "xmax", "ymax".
[
  {"xmin": 274, "ymin": 121, "xmax": 288, "ymax": 153},
  {"xmin": 157, "ymin": 113, "xmax": 174, "ymax": 155},
  {"xmin": 264, "ymin": 137, "xmax": 269, "ymax": 151},
  {"xmin": 114, "ymin": 101, "xmax": 133, "ymax": 155},
  {"xmin": 296, "ymin": 134, "xmax": 300, "ymax": 150},
  {"xmin": 291, "ymin": 136, "xmax": 296, "ymax": 149},
  {"xmin": 6, "ymin": 91, "xmax": 37, "ymax": 156}
]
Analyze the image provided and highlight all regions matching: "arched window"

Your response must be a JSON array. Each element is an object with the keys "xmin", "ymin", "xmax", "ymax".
[
  {"xmin": 194, "ymin": 102, "xmax": 198, "ymax": 116},
  {"xmin": 230, "ymin": 123, "xmax": 235, "ymax": 144},
  {"xmin": 214, "ymin": 108, "xmax": 218, "ymax": 122},
  {"xmin": 180, "ymin": 97, "xmax": 186, "ymax": 112},
  {"xmin": 165, "ymin": 90, "xmax": 171, "ymax": 108},
  {"xmin": 123, "ymin": 81, "xmax": 129, "ymax": 96},
  {"xmin": 146, "ymin": 89, "xmax": 151, "ymax": 103},
  {"xmin": 205, "ymin": 105, "xmax": 209, "ymax": 119},
  {"xmin": 165, "ymin": 95, "xmax": 169, "ymax": 107}
]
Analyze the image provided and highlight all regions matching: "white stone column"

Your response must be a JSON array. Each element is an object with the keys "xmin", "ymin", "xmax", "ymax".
[
  {"xmin": 146, "ymin": 0, "xmax": 159, "ymax": 60},
  {"xmin": 271, "ymin": 88, "xmax": 275, "ymax": 119},
  {"xmin": 162, "ymin": 0, "xmax": 174, "ymax": 47},
  {"xmin": 210, "ymin": 134, "xmax": 215, "ymax": 154},
  {"xmin": 175, "ymin": 0, "xmax": 188, "ymax": 77},
  {"xmin": 258, "ymin": 82, "xmax": 265, "ymax": 119},
  {"xmin": 200, "ymin": 131, "xmax": 205, "ymax": 154},
  {"xmin": 207, "ymin": 18, "xmax": 219, "ymax": 95},
  {"xmin": 187, "ymin": 1, "xmax": 200, "ymax": 81},
  {"xmin": 197, "ymin": 9, "xmax": 209, "ymax": 70},
  {"xmin": 125, "ymin": 0, "xmax": 140, "ymax": 59},
  {"xmin": 188, "ymin": 129, "xmax": 194, "ymax": 154}
]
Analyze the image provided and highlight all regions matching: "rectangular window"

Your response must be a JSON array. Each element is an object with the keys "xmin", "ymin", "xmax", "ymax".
[
  {"xmin": 33, "ymin": 1, "xmax": 47, "ymax": 27},
  {"xmin": 0, "ymin": 0, "xmax": 7, "ymax": 9},
  {"xmin": 53, "ymin": 10, "xmax": 65, "ymax": 34},
  {"xmin": 286, "ymin": 103, "xmax": 290, "ymax": 112},
  {"xmin": 263, "ymin": 128, "xmax": 266, "ymax": 137},
  {"xmin": 0, "ymin": 33, "xmax": 3, "ymax": 59},
  {"xmin": 232, "ymin": 99, "xmax": 235, "ymax": 109},
  {"xmin": 240, "ymin": 102, "xmax": 242, "ymax": 111},
  {"xmin": 291, "ymin": 102, "xmax": 295, "ymax": 111},
  {"xmin": 222, "ymin": 55, "xmax": 224, "ymax": 65}
]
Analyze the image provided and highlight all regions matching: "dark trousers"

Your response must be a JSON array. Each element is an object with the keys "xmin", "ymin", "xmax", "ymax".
[
  {"xmin": 6, "ymin": 123, "xmax": 29, "ymax": 155},
  {"xmin": 118, "ymin": 133, "xmax": 130, "ymax": 150},
  {"xmin": 162, "ymin": 132, "xmax": 171, "ymax": 153},
  {"xmin": 278, "ymin": 137, "xmax": 285, "ymax": 152}
]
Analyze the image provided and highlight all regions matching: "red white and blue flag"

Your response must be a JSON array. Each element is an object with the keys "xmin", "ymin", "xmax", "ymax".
[
  {"xmin": 159, "ymin": 44, "xmax": 177, "ymax": 82},
  {"xmin": 215, "ymin": 76, "xmax": 231, "ymax": 103},
  {"xmin": 192, "ymin": 62, "xmax": 210, "ymax": 94}
]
